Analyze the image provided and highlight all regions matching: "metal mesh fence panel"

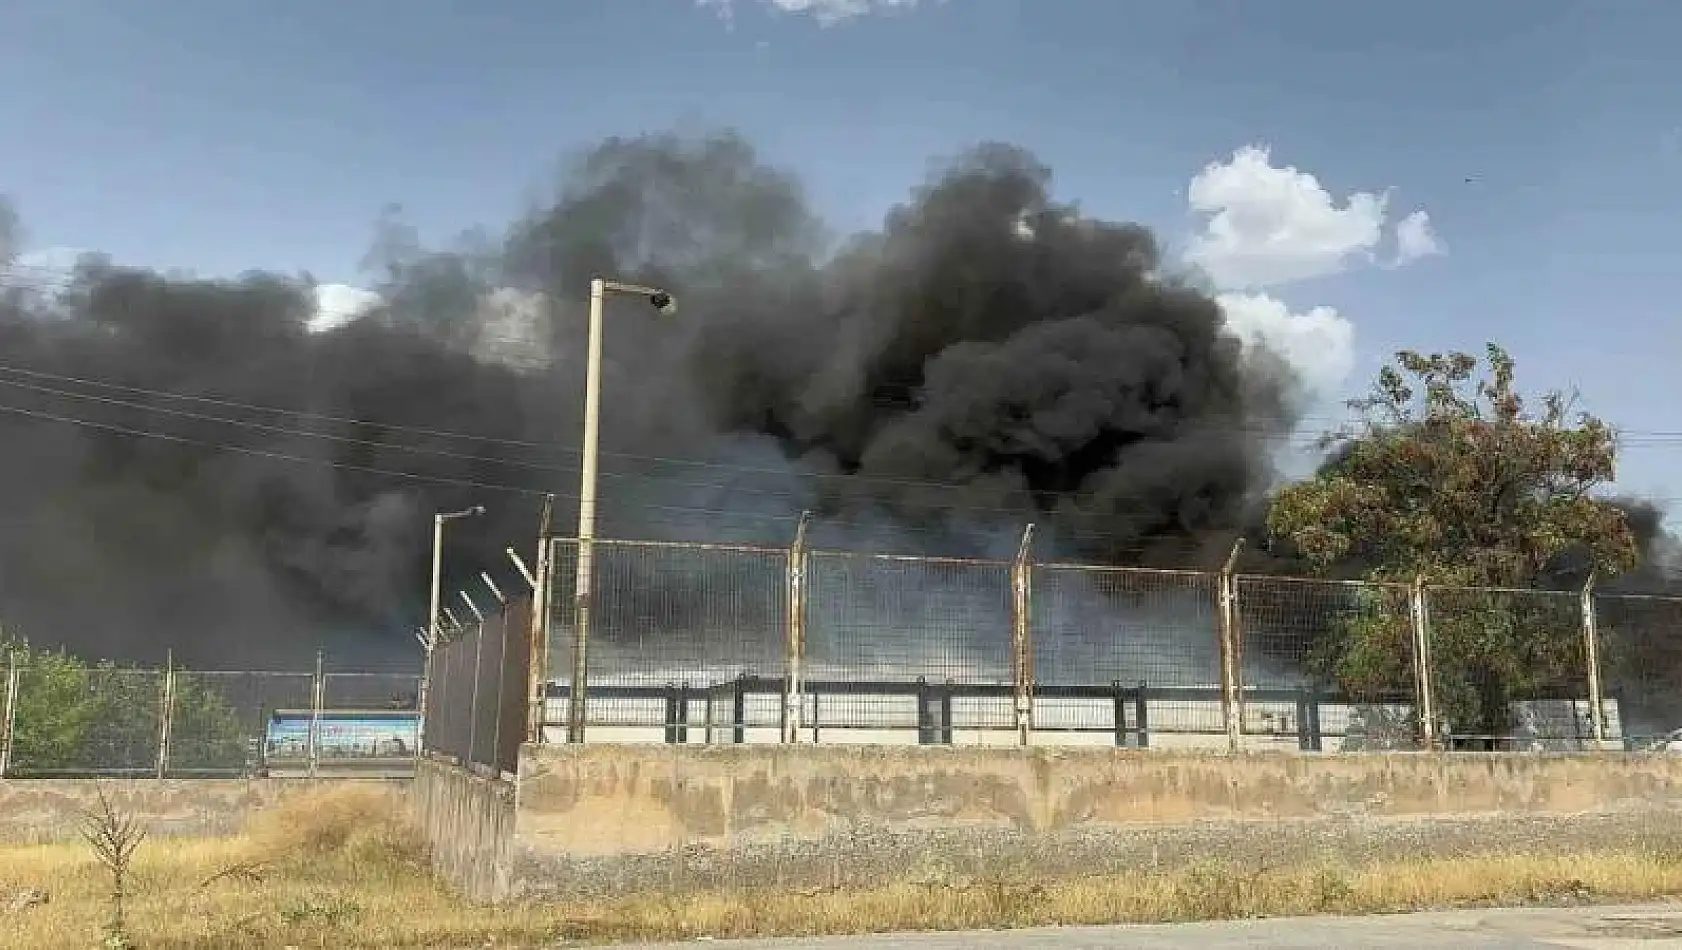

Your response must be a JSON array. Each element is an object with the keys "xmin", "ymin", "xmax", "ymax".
[
  {"xmin": 805, "ymin": 552, "xmax": 1013, "ymax": 735},
  {"xmin": 9, "ymin": 666, "xmax": 164, "ymax": 776},
  {"xmin": 435, "ymin": 606, "xmax": 530, "ymax": 770},
  {"xmin": 1235, "ymin": 576, "xmax": 1415, "ymax": 751},
  {"xmin": 549, "ymin": 539, "xmax": 787, "ymax": 739},
  {"xmin": 166, "ymin": 671, "xmax": 313, "ymax": 777},
  {"xmin": 495, "ymin": 598, "xmax": 534, "ymax": 768},
  {"xmin": 544, "ymin": 539, "xmax": 578, "ymax": 738},
  {"xmin": 468, "ymin": 608, "xmax": 509, "ymax": 771},
  {"xmin": 1033, "ymin": 566, "xmax": 1221, "ymax": 741},
  {"xmin": 1593, "ymin": 592, "xmax": 1682, "ymax": 748},
  {"xmin": 426, "ymin": 623, "xmax": 479, "ymax": 761},
  {"xmin": 1425, "ymin": 586, "xmax": 1590, "ymax": 750}
]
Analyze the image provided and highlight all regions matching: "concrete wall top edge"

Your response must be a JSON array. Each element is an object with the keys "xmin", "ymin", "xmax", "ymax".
[{"xmin": 518, "ymin": 743, "xmax": 1662, "ymax": 765}]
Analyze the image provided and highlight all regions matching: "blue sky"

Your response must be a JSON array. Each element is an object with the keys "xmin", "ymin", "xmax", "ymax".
[{"xmin": 2, "ymin": 0, "xmax": 1680, "ymax": 511}]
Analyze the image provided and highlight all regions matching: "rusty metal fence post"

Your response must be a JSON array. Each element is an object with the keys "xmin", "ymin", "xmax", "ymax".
[
  {"xmin": 781, "ymin": 511, "xmax": 812, "ymax": 744},
  {"xmin": 155, "ymin": 649, "xmax": 176, "ymax": 778},
  {"xmin": 1011, "ymin": 524, "xmax": 1036, "ymax": 746},
  {"xmin": 1410, "ymin": 577, "xmax": 1438, "ymax": 749},
  {"xmin": 1580, "ymin": 571, "xmax": 1608, "ymax": 745},
  {"xmin": 1216, "ymin": 539, "xmax": 1245, "ymax": 752},
  {"xmin": 307, "ymin": 650, "xmax": 325, "ymax": 778},
  {"xmin": 524, "ymin": 495, "xmax": 554, "ymax": 745},
  {"xmin": 0, "ymin": 648, "xmax": 18, "ymax": 778}
]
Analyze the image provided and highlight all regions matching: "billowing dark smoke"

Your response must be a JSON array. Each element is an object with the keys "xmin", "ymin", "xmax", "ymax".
[{"xmin": 0, "ymin": 131, "xmax": 1304, "ymax": 667}]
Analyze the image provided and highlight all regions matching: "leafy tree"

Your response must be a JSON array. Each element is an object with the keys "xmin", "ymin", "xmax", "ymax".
[
  {"xmin": 3, "ymin": 638, "xmax": 248, "ymax": 776},
  {"xmin": 1267, "ymin": 344, "xmax": 1637, "ymax": 742},
  {"xmin": 162, "ymin": 674, "xmax": 252, "ymax": 774}
]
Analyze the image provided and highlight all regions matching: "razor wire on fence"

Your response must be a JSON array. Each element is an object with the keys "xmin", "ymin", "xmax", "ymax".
[
  {"xmin": 539, "ymin": 534, "xmax": 1682, "ymax": 753},
  {"xmin": 0, "ymin": 652, "xmax": 421, "ymax": 779}
]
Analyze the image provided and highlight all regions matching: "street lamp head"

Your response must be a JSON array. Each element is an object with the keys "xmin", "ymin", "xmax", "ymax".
[
  {"xmin": 648, "ymin": 291, "xmax": 677, "ymax": 317},
  {"xmin": 438, "ymin": 505, "xmax": 486, "ymax": 523}
]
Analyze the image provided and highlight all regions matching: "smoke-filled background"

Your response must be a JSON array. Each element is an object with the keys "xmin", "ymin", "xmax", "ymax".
[{"xmin": 0, "ymin": 129, "xmax": 1674, "ymax": 676}]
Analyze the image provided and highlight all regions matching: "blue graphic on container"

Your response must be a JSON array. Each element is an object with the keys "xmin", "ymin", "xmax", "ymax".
[{"xmin": 264, "ymin": 710, "xmax": 419, "ymax": 762}]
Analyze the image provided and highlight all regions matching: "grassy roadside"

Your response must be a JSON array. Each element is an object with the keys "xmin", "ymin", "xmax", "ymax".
[{"xmin": 2, "ymin": 786, "xmax": 1681, "ymax": 949}]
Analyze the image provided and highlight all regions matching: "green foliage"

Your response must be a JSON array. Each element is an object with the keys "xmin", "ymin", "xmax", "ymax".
[
  {"xmin": 2, "ymin": 638, "xmax": 249, "ymax": 775},
  {"xmin": 1268, "ymin": 344, "xmax": 1636, "ymax": 737},
  {"xmin": 1302, "ymin": 584, "xmax": 1415, "ymax": 702}
]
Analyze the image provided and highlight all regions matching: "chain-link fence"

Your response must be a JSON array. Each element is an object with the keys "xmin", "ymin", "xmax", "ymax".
[
  {"xmin": 545, "ymin": 539, "xmax": 787, "ymax": 743},
  {"xmin": 805, "ymin": 552, "xmax": 1014, "ymax": 740},
  {"xmin": 1423, "ymin": 586, "xmax": 1592, "ymax": 750},
  {"xmin": 0, "ymin": 654, "xmax": 421, "ymax": 778},
  {"xmin": 167, "ymin": 671, "xmax": 314, "ymax": 776},
  {"xmin": 1235, "ymin": 576, "xmax": 1418, "ymax": 751},
  {"xmin": 1033, "ymin": 566, "xmax": 1223, "ymax": 744},
  {"xmin": 8, "ymin": 540, "xmax": 1678, "ymax": 775},
  {"xmin": 539, "ymin": 534, "xmax": 1682, "ymax": 752}
]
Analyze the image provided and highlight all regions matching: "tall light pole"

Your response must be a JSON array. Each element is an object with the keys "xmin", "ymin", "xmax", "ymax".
[
  {"xmin": 568, "ymin": 277, "xmax": 677, "ymax": 744},
  {"xmin": 417, "ymin": 505, "xmax": 485, "ymax": 752}
]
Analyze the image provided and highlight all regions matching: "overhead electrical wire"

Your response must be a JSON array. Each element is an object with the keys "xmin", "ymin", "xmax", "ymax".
[{"xmin": 0, "ymin": 394, "xmax": 1247, "ymax": 559}]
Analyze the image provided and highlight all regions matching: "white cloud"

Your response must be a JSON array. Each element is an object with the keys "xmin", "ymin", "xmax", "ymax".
[
  {"xmin": 699, "ymin": 0, "xmax": 932, "ymax": 27},
  {"xmin": 1182, "ymin": 144, "xmax": 1446, "ymax": 395},
  {"xmin": 310, "ymin": 283, "xmax": 382, "ymax": 332},
  {"xmin": 1393, "ymin": 209, "xmax": 1444, "ymax": 265},
  {"xmin": 1216, "ymin": 291, "xmax": 1355, "ymax": 397},
  {"xmin": 1185, "ymin": 145, "xmax": 1389, "ymax": 290}
]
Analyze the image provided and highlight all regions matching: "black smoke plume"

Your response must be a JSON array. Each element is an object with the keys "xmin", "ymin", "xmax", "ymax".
[{"xmin": 0, "ymin": 132, "xmax": 1305, "ymax": 667}]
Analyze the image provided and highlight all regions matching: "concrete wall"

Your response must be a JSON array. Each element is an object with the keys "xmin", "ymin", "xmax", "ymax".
[
  {"xmin": 411, "ymin": 756, "xmax": 516, "ymax": 904},
  {"xmin": 501, "ymin": 744, "xmax": 1682, "ymax": 900},
  {"xmin": 0, "ymin": 777, "xmax": 407, "ymax": 845}
]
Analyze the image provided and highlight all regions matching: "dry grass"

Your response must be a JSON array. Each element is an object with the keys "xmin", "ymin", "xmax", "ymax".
[{"xmin": 4, "ymin": 785, "xmax": 1682, "ymax": 948}]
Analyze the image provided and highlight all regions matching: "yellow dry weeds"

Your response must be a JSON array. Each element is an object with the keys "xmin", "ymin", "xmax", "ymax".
[{"xmin": 2, "ymin": 784, "xmax": 1680, "ymax": 949}]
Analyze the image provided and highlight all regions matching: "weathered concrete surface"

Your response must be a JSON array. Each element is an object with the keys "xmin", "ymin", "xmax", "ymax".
[
  {"xmin": 412, "ymin": 756, "xmax": 515, "ymax": 904},
  {"xmin": 623, "ymin": 902, "xmax": 1682, "ymax": 949},
  {"xmin": 0, "ymin": 777, "xmax": 406, "ymax": 844},
  {"xmin": 515, "ymin": 745, "xmax": 1682, "ymax": 855},
  {"xmin": 500, "ymin": 745, "xmax": 1682, "ymax": 901},
  {"xmin": 511, "ymin": 808, "xmax": 1682, "ymax": 901}
]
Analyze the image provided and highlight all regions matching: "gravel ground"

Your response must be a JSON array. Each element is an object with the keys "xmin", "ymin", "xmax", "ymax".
[{"xmin": 512, "ymin": 808, "xmax": 1682, "ymax": 900}]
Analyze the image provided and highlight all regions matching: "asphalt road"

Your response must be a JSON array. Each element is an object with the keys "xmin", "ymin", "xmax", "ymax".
[{"xmin": 622, "ymin": 903, "xmax": 1682, "ymax": 949}]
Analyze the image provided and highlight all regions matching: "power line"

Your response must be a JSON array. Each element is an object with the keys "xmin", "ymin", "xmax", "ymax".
[
  {"xmin": 4, "ymin": 358, "xmax": 1682, "ymax": 537},
  {"xmin": 0, "ymin": 359, "xmax": 1335, "ymax": 489},
  {"xmin": 0, "ymin": 395, "xmax": 1232, "ymax": 557},
  {"xmin": 5, "ymin": 391, "xmax": 1682, "ymax": 576},
  {"xmin": 0, "ymin": 372, "xmax": 1280, "ymax": 531},
  {"xmin": 0, "ymin": 400, "xmax": 550, "ymax": 497}
]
